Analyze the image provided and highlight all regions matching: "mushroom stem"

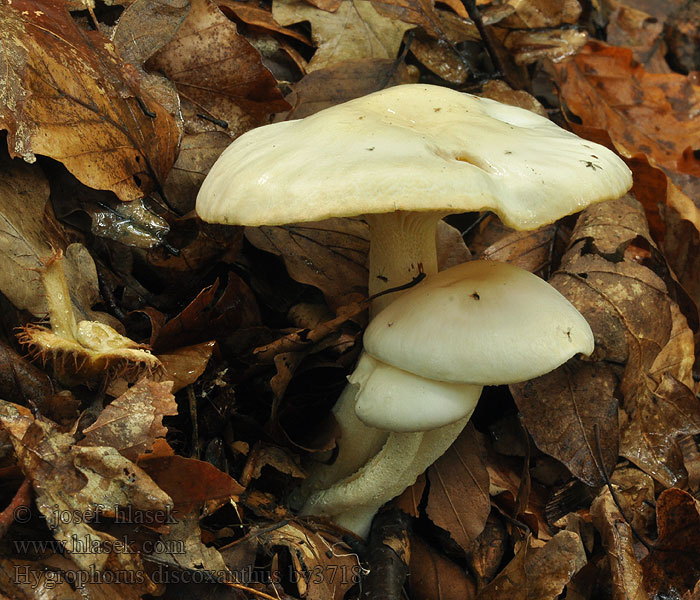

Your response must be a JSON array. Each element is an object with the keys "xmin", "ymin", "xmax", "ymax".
[
  {"xmin": 365, "ymin": 211, "xmax": 444, "ymax": 315},
  {"xmin": 41, "ymin": 251, "xmax": 78, "ymax": 341},
  {"xmin": 301, "ymin": 411, "xmax": 472, "ymax": 538}
]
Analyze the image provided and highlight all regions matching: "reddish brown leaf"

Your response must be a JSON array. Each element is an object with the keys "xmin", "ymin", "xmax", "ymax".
[
  {"xmin": 641, "ymin": 488, "xmax": 700, "ymax": 596},
  {"xmin": 146, "ymin": 0, "xmax": 289, "ymax": 139},
  {"xmin": 157, "ymin": 341, "xmax": 216, "ymax": 392},
  {"xmin": 218, "ymin": 0, "xmax": 311, "ymax": 44},
  {"xmin": 137, "ymin": 453, "xmax": 244, "ymax": 514},
  {"xmin": 153, "ymin": 274, "xmax": 260, "ymax": 352},
  {"xmin": 554, "ymin": 41, "xmax": 700, "ymax": 177},
  {"xmin": 0, "ymin": 0, "xmax": 178, "ymax": 201},
  {"xmin": 79, "ymin": 379, "xmax": 177, "ymax": 460},
  {"xmin": 426, "ymin": 424, "xmax": 490, "ymax": 553}
]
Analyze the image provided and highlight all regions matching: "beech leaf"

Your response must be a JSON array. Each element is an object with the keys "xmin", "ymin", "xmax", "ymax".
[{"xmin": 0, "ymin": 0, "xmax": 179, "ymax": 201}]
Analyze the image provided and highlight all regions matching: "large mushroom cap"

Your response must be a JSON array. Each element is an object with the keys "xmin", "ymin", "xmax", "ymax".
[
  {"xmin": 363, "ymin": 260, "xmax": 594, "ymax": 386},
  {"xmin": 196, "ymin": 84, "xmax": 632, "ymax": 229}
]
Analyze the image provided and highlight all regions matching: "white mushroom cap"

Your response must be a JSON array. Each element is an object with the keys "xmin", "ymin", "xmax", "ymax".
[
  {"xmin": 196, "ymin": 84, "xmax": 631, "ymax": 230},
  {"xmin": 363, "ymin": 260, "xmax": 594, "ymax": 386},
  {"xmin": 349, "ymin": 353, "xmax": 482, "ymax": 432}
]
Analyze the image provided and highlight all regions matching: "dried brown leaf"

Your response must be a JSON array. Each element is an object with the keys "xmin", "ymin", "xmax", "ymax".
[
  {"xmin": 137, "ymin": 453, "xmax": 244, "ymax": 514},
  {"xmin": 554, "ymin": 41, "xmax": 700, "ymax": 177},
  {"xmin": 157, "ymin": 341, "xmax": 216, "ymax": 392},
  {"xmin": 145, "ymin": 0, "xmax": 290, "ymax": 139},
  {"xmin": 552, "ymin": 197, "xmax": 700, "ymax": 486},
  {"xmin": 246, "ymin": 218, "xmax": 370, "ymax": 309},
  {"xmin": 408, "ymin": 535, "xmax": 476, "ymax": 600},
  {"xmin": 284, "ymin": 58, "xmax": 418, "ymax": 119},
  {"xmin": 477, "ymin": 531, "xmax": 587, "ymax": 600},
  {"xmin": 590, "ymin": 487, "xmax": 646, "ymax": 600},
  {"xmin": 0, "ymin": 0, "xmax": 178, "ymax": 201},
  {"xmin": 0, "ymin": 401, "xmax": 170, "ymax": 593},
  {"xmin": 511, "ymin": 361, "xmax": 618, "ymax": 487},
  {"xmin": 272, "ymin": 0, "xmax": 414, "ymax": 71},
  {"xmin": 79, "ymin": 379, "xmax": 177, "ymax": 461},
  {"xmin": 153, "ymin": 275, "xmax": 260, "ymax": 352},
  {"xmin": 640, "ymin": 488, "xmax": 700, "ymax": 596},
  {"xmin": 501, "ymin": 0, "xmax": 581, "ymax": 28},
  {"xmin": 503, "ymin": 28, "xmax": 588, "ymax": 65},
  {"xmin": 257, "ymin": 520, "xmax": 361, "ymax": 600},
  {"xmin": 426, "ymin": 424, "xmax": 490, "ymax": 553}
]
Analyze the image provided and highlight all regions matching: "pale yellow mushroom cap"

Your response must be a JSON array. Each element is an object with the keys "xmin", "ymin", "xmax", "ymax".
[
  {"xmin": 363, "ymin": 260, "xmax": 595, "ymax": 386},
  {"xmin": 196, "ymin": 84, "xmax": 632, "ymax": 229}
]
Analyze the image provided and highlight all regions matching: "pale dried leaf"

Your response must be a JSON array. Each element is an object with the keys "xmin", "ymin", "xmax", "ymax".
[{"xmin": 79, "ymin": 379, "xmax": 177, "ymax": 460}]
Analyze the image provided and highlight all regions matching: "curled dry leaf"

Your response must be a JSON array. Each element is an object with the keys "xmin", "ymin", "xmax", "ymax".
[
  {"xmin": 0, "ymin": 0, "xmax": 178, "ymax": 201},
  {"xmin": 590, "ymin": 486, "xmax": 646, "ymax": 600},
  {"xmin": 145, "ymin": 0, "xmax": 290, "ymax": 139},
  {"xmin": 476, "ymin": 531, "xmax": 587, "ymax": 600},
  {"xmin": 256, "ymin": 521, "xmax": 361, "ymax": 600},
  {"xmin": 425, "ymin": 424, "xmax": 490, "ymax": 554},
  {"xmin": 503, "ymin": 28, "xmax": 588, "ymax": 65},
  {"xmin": 499, "ymin": 0, "xmax": 581, "ymax": 28},
  {"xmin": 554, "ymin": 41, "xmax": 700, "ymax": 177},
  {"xmin": 79, "ymin": 379, "xmax": 178, "ymax": 461},
  {"xmin": 157, "ymin": 341, "xmax": 216, "ymax": 392},
  {"xmin": 272, "ymin": 0, "xmax": 414, "ymax": 71}
]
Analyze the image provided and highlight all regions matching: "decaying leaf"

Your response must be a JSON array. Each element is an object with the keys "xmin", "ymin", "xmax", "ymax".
[
  {"xmin": 590, "ymin": 486, "xmax": 646, "ymax": 600},
  {"xmin": 137, "ymin": 452, "xmax": 244, "ymax": 514},
  {"xmin": 146, "ymin": 0, "xmax": 290, "ymax": 138},
  {"xmin": 79, "ymin": 379, "xmax": 177, "ymax": 460},
  {"xmin": 476, "ymin": 531, "xmax": 587, "ymax": 600},
  {"xmin": 256, "ymin": 520, "xmax": 361, "ymax": 600},
  {"xmin": 641, "ymin": 487, "xmax": 700, "ymax": 596},
  {"xmin": 272, "ymin": 0, "xmax": 414, "ymax": 71},
  {"xmin": 426, "ymin": 424, "xmax": 490, "ymax": 553},
  {"xmin": 551, "ymin": 197, "xmax": 700, "ymax": 486},
  {"xmin": 511, "ymin": 360, "xmax": 618, "ymax": 487},
  {"xmin": 285, "ymin": 59, "xmax": 418, "ymax": 119},
  {"xmin": 246, "ymin": 218, "xmax": 369, "ymax": 309},
  {"xmin": 0, "ymin": 400, "xmax": 171, "ymax": 594},
  {"xmin": 0, "ymin": 0, "xmax": 178, "ymax": 201},
  {"xmin": 409, "ymin": 534, "xmax": 476, "ymax": 600}
]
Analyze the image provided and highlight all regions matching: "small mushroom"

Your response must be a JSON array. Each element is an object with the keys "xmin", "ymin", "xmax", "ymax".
[
  {"xmin": 300, "ymin": 260, "xmax": 594, "ymax": 536},
  {"xmin": 18, "ymin": 251, "xmax": 161, "ymax": 385}
]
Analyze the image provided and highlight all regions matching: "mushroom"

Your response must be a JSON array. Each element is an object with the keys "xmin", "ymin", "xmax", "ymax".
[
  {"xmin": 18, "ymin": 250, "xmax": 161, "ymax": 385},
  {"xmin": 299, "ymin": 259, "xmax": 595, "ymax": 536},
  {"xmin": 197, "ymin": 83, "xmax": 632, "ymax": 314},
  {"xmin": 195, "ymin": 84, "xmax": 633, "ymax": 537}
]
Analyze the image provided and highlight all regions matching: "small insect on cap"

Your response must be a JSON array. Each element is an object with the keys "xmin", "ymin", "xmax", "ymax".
[{"xmin": 195, "ymin": 84, "xmax": 632, "ymax": 229}]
